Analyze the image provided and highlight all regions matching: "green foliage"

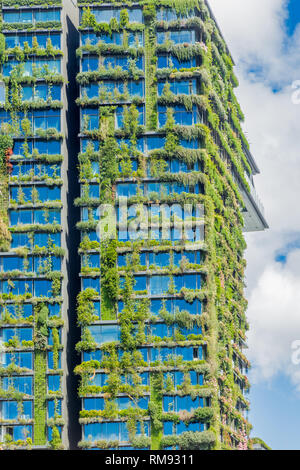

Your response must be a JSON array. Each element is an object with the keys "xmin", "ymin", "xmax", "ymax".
[
  {"xmin": 100, "ymin": 240, "xmax": 119, "ymax": 320},
  {"xmin": 161, "ymin": 430, "xmax": 216, "ymax": 450},
  {"xmin": 33, "ymin": 350, "xmax": 47, "ymax": 445},
  {"xmin": 77, "ymin": 288, "xmax": 98, "ymax": 326},
  {"xmin": 49, "ymin": 426, "xmax": 63, "ymax": 450},
  {"xmin": 34, "ymin": 304, "xmax": 49, "ymax": 350}
]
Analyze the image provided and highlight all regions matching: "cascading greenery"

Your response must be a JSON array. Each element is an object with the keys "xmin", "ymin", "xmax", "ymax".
[
  {"xmin": 76, "ymin": 0, "xmax": 252, "ymax": 451},
  {"xmin": 0, "ymin": 134, "xmax": 13, "ymax": 252}
]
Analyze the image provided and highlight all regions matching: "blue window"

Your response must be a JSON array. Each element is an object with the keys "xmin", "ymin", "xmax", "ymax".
[
  {"xmin": 117, "ymin": 254, "xmax": 127, "ymax": 267},
  {"xmin": 173, "ymin": 250, "xmax": 201, "ymax": 265},
  {"xmin": 3, "ymin": 9, "xmax": 60, "ymax": 24},
  {"xmin": 150, "ymin": 299, "xmax": 171, "ymax": 316},
  {"xmin": 158, "ymin": 105, "xmax": 199, "ymax": 127},
  {"xmin": 81, "ymin": 32, "xmax": 123, "ymax": 46},
  {"xmin": 11, "ymin": 162, "xmax": 32, "ymax": 178},
  {"xmin": 146, "ymin": 135, "xmax": 165, "ymax": 151},
  {"xmin": 82, "ymin": 278, "xmax": 100, "ymax": 292},
  {"xmin": 158, "ymin": 79, "xmax": 197, "ymax": 96},
  {"xmin": 2, "ymin": 279, "xmax": 32, "ymax": 296},
  {"xmin": 89, "ymin": 8, "xmax": 142, "ymax": 24},
  {"xmin": 48, "ymin": 303, "xmax": 61, "ymax": 317},
  {"xmin": 84, "ymin": 398, "xmax": 104, "ymax": 411},
  {"xmin": 82, "ymin": 254, "xmax": 100, "ymax": 270},
  {"xmin": 10, "ymin": 186, "xmax": 32, "ymax": 203},
  {"xmin": 35, "ymin": 139, "xmax": 61, "ymax": 155},
  {"xmin": 21, "ymin": 84, "xmax": 61, "ymax": 102},
  {"xmin": 163, "ymin": 395, "xmax": 202, "ymax": 412},
  {"xmin": 116, "ymin": 183, "xmax": 138, "ymax": 197},
  {"xmin": 128, "ymin": 80, "xmax": 144, "ymax": 97},
  {"xmin": 0, "ymin": 303, "xmax": 33, "ymax": 320},
  {"xmin": 34, "ymin": 233, "xmax": 61, "ymax": 248},
  {"xmin": 116, "ymin": 137, "xmax": 144, "ymax": 153},
  {"xmin": 83, "ymin": 350, "xmax": 101, "ymax": 362},
  {"xmin": 81, "ymin": 140, "xmax": 100, "ymax": 153},
  {"xmin": 156, "ymin": 7, "xmax": 195, "ymax": 21},
  {"xmin": 134, "ymin": 276, "xmax": 147, "ymax": 291},
  {"xmin": 34, "ymin": 164, "xmax": 61, "ymax": 179},
  {"xmin": 82, "ymin": 80, "xmax": 144, "ymax": 99},
  {"xmin": 12, "ymin": 425, "xmax": 33, "ymax": 441},
  {"xmin": 13, "ymin": 140, "xmax": 32, "ymax": 156},
  {"xmin": 34, "ymin": 209, "xmax": 61, "ymax": 224},
  {"xmin": 116, "ymin": 104, "xmax": 144, "ymax": 128},
  {"xmin": 83, "ymin": 420, "xmax": 148, "ymax": 442},
  {"xmin": 157, "ymin": 30, "xmax": 195, "ymax": 45},
  {"xmin": 48, "ymin": 328, "xmax": 61, "ymax": 346},
  {"xmin": 82, "ymin": 56, "xmax": 99, "ymax": 72},
  {"xmin": 92, "ymin": 301, "xmax": 100, "ymax": 319},
  {"xmin": 149, "ymin": 252, "xmax": 170, "ymax": 267},
  {"xmin": 0, "ymin": 110, "xmax": 11, "ymax": 127},
  {"xmin": 128, "ymin": 31, "xmax": 143, "ymax": 47},
  {"xmin": 3, "ymin": 11, "xmax": 32, "ymax": 23},
  {"xmin": 48, "ymin": 399, "xmax": 62, "ymax": 418},
  {"xmin": 157, "ymin": 55, "xmax": 196, "ymax": 70},
  {"xmin": 47, "ymin": 351, "xmax": 62, "ymax": 370},
  {"xmin": 2, "ymin": 376, "xmax": 33, "ymax": 395},
  {"xmin": 47, "ymin": 375, "xmax": 60, "ymax": 392},
  {"xmin": 150, "ymin": 323, "xmax": 171, "ymax": 338},
  {"xmin": 87, "ymin": 184, "xmax": 100, "ymax": 198},
  {"xmin": 1, "ymin": 352, "xmax": 33, "ymax": 369},
  {"xmin": 103, "ymin": 56, "xmax": 143, "ymax": 71},
  {"xmin": 3, "ymin": 59, "xmax": 61, "ymax": 77},
  {"xmin": 150, "ymin": 275, "xmax": 170, "ymax": 295},
  {"xmin": 34, "ymin": 10, "xmax": 60, "ymax": 22},
  {"xmin": 173, "ymin": 298, "xmax": 202, "ymax": 315},
  {"xmin": 89, "ymin": 374, "xmax": 108, "ymax": 387},
  {"xmin": 1, "ymin": 327, "xmax": 33, "ymax": 343},
  {"xmin": 2, "ymin": 256, "xmax": 25, "ymax": 272},
  {"xmin": 36, "ymin": 186, "xmax": 60, "ymax": 201},
  {"xmin": 81, "ymin": 207, "xmax": 99, "ymax": 222},
  {"xmin": 1, "ymin": 400, "xmax": 32, "ymax": 419},
  {"xmin": 88, "ymin": 325, "xmax": 120, "ymax": 344},
  {"xmin": 0, "ymin": 83, "xmax": 5, "ymax": 103},
  {"xmin": 82, "ymin": 108, "xmax": 99, "ymax": 130},
  {"xmin": 30, "ymin": 109, "xmax": 61, "ymax": 132},
  {"xmin": 163, "ymin": 421, "xmax": 174, "ymax": 435},
  {"xmin": 81, "ymin": 82, "xmax": 98, "ymax": 99},
  {"xmin": 34, "ymin": 279, "xmax": 53, "ymax": 297}
]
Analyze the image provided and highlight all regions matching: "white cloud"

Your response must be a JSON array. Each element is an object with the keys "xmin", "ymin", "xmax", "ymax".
[
  {"xmin": 209, "ymin": 0, "xmax": 286, "ymax": 61},
  {"xmin": 208, "ymin": 0, "xmax": 300, "ymax": 386},
  {"xmin": 247, "ymin": 250, "xmax": 300, "ymax": 387}
]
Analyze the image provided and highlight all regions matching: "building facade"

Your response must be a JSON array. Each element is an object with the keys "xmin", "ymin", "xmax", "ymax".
[
  {"xmin": 0, "ymin": 0, "xmax": 267, "ymax": 450},
  {"xmin": 0, "ymin": 0, "xmax": 79, "ymax": 449}
]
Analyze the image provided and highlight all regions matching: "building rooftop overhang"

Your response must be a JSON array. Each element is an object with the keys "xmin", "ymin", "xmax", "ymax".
[{"xmin": 241, "ymin": 185, "xmax": 268, "ymax": 232}]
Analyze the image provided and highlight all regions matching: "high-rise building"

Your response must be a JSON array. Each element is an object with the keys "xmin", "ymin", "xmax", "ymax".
[
  {"xmin": 0, "ymin": 0, "xmax": 267, "ymax": 451},
  {"xmin": 0, "ymin": 0, "xmax": 79, "ymax": 450}
]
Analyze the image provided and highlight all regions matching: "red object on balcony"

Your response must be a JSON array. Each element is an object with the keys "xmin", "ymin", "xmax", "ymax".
[{"xmin": 5, "ymin": 148, "xmax": 13, "ymax": 174}]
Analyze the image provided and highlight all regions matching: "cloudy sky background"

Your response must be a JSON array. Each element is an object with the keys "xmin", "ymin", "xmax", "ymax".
[{"xmin": 209, "ymin": 0, "xmax": 300, "ymax": 450}]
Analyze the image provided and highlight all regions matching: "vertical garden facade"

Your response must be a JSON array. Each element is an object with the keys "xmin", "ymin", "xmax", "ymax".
[
  {"xmin": 0, "ymin": 0, "xmax": 78, "ymax": 450},
  {"xmin": 0, "ymin": 0, "xmax": 267, "ymax": 451},
  {"xmin": 75, "ymin": 0, "xmax": 267, "ymax": 451}
]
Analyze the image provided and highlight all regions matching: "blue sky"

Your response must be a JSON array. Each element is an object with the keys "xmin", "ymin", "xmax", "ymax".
[
  {"xmin": 210, "ymin": 0, "xmax": 300, "ymax": 450},
  {"xmin": 285, "ymin": 0, "xmax": 300, "ymax": 35},
  {"xmin": 248, "ymin": 2, "xmax": 300, "ymax": 449}
]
